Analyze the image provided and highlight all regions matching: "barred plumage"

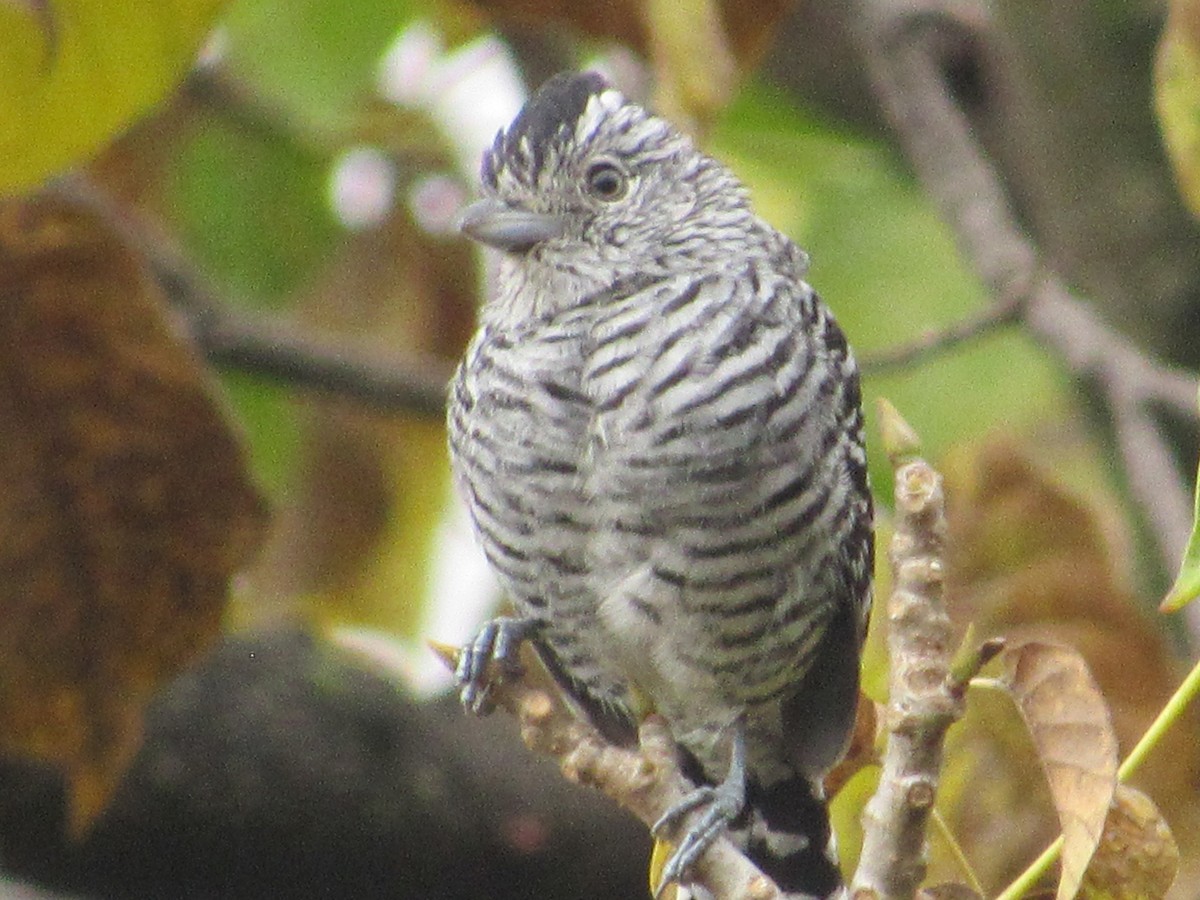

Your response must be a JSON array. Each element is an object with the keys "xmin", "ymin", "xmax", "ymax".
[{"xmin": 450, "ymin": 72, "xmax": 872, "ymax": 899}]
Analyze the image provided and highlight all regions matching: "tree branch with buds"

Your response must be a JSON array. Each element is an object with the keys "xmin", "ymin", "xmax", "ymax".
[
  {"xmin": 430, "ymin": 643, "xmax": 781, "ymax": 900},
  {"xmin": 850, "ymin": 403, "xmax": 995, "ymax": 899}
]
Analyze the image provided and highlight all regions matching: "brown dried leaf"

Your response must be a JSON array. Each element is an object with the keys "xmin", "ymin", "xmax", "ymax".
[
  {"xmin": 0, "ymin": 194, "xmax": 267, "ymax": 833},
  {"xmin": 1081, "ymin": 784, "xmax": 1178, "ymax": 900},
  {"xmin": 935, "ymin": 442, "xmax": 1200, "ymax": 890},
  {"xmin": 998, "ymin": 642, "xmax": 1119, "ymax": 900}
]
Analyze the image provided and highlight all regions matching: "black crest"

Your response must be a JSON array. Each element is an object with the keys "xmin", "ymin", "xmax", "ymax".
[{"xmin": 483, "ymin": 71, "xmax": 610, "ymax": 187}]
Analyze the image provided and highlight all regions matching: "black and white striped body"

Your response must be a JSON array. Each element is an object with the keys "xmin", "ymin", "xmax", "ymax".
[{"xmin": 450, "ymin": 73, "xmax": 872, "ymax": 898}]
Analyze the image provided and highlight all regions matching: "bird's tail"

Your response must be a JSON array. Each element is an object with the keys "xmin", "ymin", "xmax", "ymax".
[{"xmin": 737, "ymin": 773, "xmax": 841, "ymax": 899}]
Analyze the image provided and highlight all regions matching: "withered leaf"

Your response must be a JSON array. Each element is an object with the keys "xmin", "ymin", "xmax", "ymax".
[
  {"xmin": 936, "ymin": 443, "xmax": 1200, "ymax": 891},
  {"xmin": 998, "ymin": 642, "xmax": 1119, "ymax": 900},
  {"xmin": 1081, "ymin": 784, "xmax": 1178, "ymax": 900},
  {"xmin": 0, "ymin": 194, "xmax": 268, "ymax": 833}
]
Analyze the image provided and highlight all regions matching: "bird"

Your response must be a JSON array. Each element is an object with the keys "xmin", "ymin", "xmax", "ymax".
[{"xmin": 448, "ymin": 71, "xmax": 873, "ymax": 899}]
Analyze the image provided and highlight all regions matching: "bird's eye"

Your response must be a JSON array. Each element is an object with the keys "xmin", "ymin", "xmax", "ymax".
[{"xmin": 585, "ymin": 162, "xmax": 628, "ymax": 201}]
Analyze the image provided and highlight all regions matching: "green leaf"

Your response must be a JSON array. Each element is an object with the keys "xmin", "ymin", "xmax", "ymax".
[
  {"xmin": 1161, "ymin": 385, "xmax": 1200, "ymax": 612},
  {"xmin": 0, "ymin": 0, "xmax": 228, "ymax": 194},
  {"xmin": 1155, "ymin": 0, "xmax": 1200, "ymax": 219}
]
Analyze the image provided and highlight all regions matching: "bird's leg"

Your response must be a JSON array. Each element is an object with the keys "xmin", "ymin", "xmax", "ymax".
[
  {"xmin": 456, "ymin": 616, "xmax": 542, "ymax": 714},
  {"xmin": 652, "ymin": 721, "xmax": 748, "ymax": 897}
]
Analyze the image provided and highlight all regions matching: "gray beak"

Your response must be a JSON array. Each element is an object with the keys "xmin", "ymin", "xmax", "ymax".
[{"xmin": 459, "ymin": 199, "xmax": 566, "ymax": 253}]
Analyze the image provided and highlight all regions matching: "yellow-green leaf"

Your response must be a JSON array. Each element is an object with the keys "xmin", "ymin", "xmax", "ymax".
[
  {"xmin": 1155, "ymin": 0, "xmax": 1200, "ymax": 218},
  {"xmin": 643, "ymin": 0, "xmax": 736, "ymax": 131},
  {"xmin": 1161, "ymin": 385, "xmax": 1200, "ymax": 612},
  {"xmin": 876, "ymin": 397, "xmax": 922, "ymax": 468},
  {"xmin": 0, "ymin": 0, "xmax": 228, "ymax": 194}
]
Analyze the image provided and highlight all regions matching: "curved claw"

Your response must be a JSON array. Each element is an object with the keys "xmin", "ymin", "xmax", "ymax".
[
  {"xmin": 652, "ymin": 725, "xmax": 748, "ymax": 898},
  {"xmin": 456, "ymin": 616, "xmax": 540, "ymax": 714},
  {"xmin": 652, "ymin": 785, "xmax": 716, "ymax": 839}
]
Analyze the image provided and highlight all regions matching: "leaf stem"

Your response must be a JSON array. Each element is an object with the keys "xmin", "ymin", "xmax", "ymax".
[
  {"xmin": 1118, "ymin": 653, "xmax": 1200, "ymax": 781},
  {"xmin": 932, "ymin": 807, "xmax": 985, "ymax": 897},
  {"xmin": 992, "ymin": 837, "xmax": 1063, "ymax": 900}
]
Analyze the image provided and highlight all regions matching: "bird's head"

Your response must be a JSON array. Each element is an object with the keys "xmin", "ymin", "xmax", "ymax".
[{"xmin": 460, "ymin": 72, "xmax": 755, "ymax": 299}]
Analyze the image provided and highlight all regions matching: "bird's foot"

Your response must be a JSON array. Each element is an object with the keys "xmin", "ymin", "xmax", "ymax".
[
  {"xmin": 651, "ymin": 727, "xmax": 747, "ymax": 897},
  {"xmin": 456, "ymin": 616, "xmax": 540, "ymax": 714}
]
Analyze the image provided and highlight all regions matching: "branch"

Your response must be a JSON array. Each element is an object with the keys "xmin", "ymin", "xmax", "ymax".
[
  {"xmin": 429, "ymin": 644, "xmax": 782, "ymax": 900},
  {"xmin": 850, "ymin": 404, "xmax": 968, "ymax": 899},
  {"xmin": 50, "ymin": 176, "xmax": 454, "ymax": 417},
  {"xmin": 190, "ymin": 306, "xmax": 454, "ymax": 417},
  {"xmin": 854, "ymin": 0, "xmax": 1199, "ymax": 608},
  {"xmin": 860, "ymin": 289, "xmax": 1025, "ymax": 373}
]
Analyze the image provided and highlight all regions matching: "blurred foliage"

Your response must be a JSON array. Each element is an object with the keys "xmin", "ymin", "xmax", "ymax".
[
  {"xmin": 459, "ymin": 0, "xmax": 794, "ymax": 126},
  {"xmin": 169, "ymin": 117, "xmax": 339, "ymax": 300},
  {"xmin": 221, "ymin": 0, "xmax": 418, "ymax": 127},
  {"xmin": 0, "ymin": 0, "xmax": 1197, "ymax": 896}
]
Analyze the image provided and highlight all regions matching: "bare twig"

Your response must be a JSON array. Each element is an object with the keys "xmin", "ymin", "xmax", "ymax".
[
  {"xmin": 190, "ymin": 307, "xmax": 453, "ymax": 417},
  {"xmin": 429, "ymin": 644, "xmax": 783, "ymax": 900},
  {"xmin": 855, "ymin": 0, "xmax": 1199, "ymax": 599},
  {"xmin": 860, "ymin": 288, "xmax": 1025, "ymax": 374},
  {"xmin": 852, "ymin": 404, "xmax": 962, "ymax": 899},
  {"xmin": 50, "ymin": 176, "xmax": 454, "ymax": 417},
  {"xmin": 167, "ymin": 256, "xmax": 453, "ymax": 417}
]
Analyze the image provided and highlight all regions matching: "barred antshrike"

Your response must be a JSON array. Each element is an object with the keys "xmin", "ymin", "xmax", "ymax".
[{"xmin": 449, "ymin": 72, "xmax": 873, "ymax": 899}]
